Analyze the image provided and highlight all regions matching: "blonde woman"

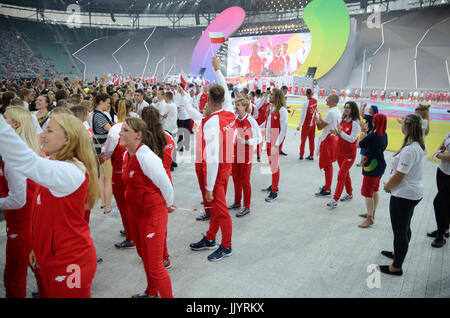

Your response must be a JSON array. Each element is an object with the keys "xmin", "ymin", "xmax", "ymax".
[
  {"xmin": 1, "ymin": 107, "xmax": 42, "ymax": 298},
  {"xmin": 262, "ymin": 88, "xmax": 288, "ymax": 202},
  {"xmin": 380, "ymin": 114, "xmax": 427, "ymax": 276},
  {"xmin": 0, "ymin": 112, "xmax": 100, "ymax": 297}
]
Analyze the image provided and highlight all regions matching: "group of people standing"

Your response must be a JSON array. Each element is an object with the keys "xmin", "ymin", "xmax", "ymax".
[{"xmin": 0, "ymin": 57, "xmax": 449, "ymax": 298}]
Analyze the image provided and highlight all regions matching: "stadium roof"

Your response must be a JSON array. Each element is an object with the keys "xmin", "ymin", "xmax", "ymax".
[{"xmin": 0, "ymin": 0, "xmax": 364, "ymax": 15}]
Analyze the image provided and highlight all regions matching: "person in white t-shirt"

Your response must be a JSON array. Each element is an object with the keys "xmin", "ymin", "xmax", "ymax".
[
  {"xmin": 162, "ymin": 91, "xmax": 179, "ymax": 169},
  {"xmin": 380, "ymin": 114, "xmax": 427, "ymax": 276},
  {"xmin": 427, "ymin": 133, "xmax": 450, "ymax": 247},
  {"xmin": 175, "ymin": 84, "xmax": 192, "ymax": 152},
  {"xmin": 134, "ymin": 89, "xmax": 149, "ymax": 117},
  {"xmin": 315, "ymin": 94, "xmax": 342, "ymax": 196}
]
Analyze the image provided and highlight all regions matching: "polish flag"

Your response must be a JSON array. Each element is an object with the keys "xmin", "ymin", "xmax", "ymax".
[
  {"xmin": 180, "ymin": 71, "xmax": 187, "ymax": 87},
  {"xmin": 209, "ymin": 31, "xmax": 225, "ymax": 44}
]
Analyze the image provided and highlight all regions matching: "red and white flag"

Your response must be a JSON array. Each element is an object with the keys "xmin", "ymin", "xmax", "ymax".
[
  {"xmin": 180, "ymin": 71, "xmax": 187, "ymax": 87},
  {"xmin": 209, "ymin": 31, "xmax": 225, "ymax": 44}
]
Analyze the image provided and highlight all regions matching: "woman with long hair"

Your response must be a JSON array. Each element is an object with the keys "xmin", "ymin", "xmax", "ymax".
[
  {"xmin": 1, "ymin": 107, "xmax": 42, "ymax": 298},
  {"xmin": 141, "ymin": 106, "xmax": 175, "ymax": 269},
  {"xmin": 119, "ymin": 117, "xmax": 176, "ymax": 298},
  {"xmin": 228, "ymin": 97, "xmax": 262, "ymax": 216},
  {"xmin": 380, "ymin": 114, "xmax": 427, "ymax": 276},
  {"xmin": 101, "ymin": 98, "xmax": 134, "ymax": 249},
  {"xmin": 415, "ymin": 104, "xmax": 430, "ymax": 138},
  {"xmin": 33, "ymin": 95, "xmax": 51, "ymax": 129},
  {"xmin": 357, "ymin": 113, "xmax": 388, "ymax": 228},
  {"xmin": 327, "ymin": 101, "xmax": 361, "ymax": 209},
  {"xmin": 261, "ymin": 88, "xmax": 288, "ymax": 202},
  {"xmin": 0, "ymin": 112, "xmax": 100, "ymax": 297}
]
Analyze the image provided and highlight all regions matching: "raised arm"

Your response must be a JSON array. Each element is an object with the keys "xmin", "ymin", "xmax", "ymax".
[{"xmin": 0, "ymin": 115, "xmax": 86, "ymax": 197}]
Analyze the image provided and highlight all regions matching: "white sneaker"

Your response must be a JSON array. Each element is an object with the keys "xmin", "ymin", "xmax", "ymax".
[
  {"xmin": 340, "ymin": 194, "xmax": 353, "ymax": 202},
  {"xmin": 327, "ymin": 200, "xmax": 338, "ymax": 209}
]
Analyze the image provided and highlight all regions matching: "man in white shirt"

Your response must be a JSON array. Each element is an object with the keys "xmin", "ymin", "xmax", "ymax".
[
  {"xmin": 315, "ymin": 94, "xmax": 342, "ymax": 197},
  {"xmin": 175, "ymin": 84, "xmax": 192, "ymax": 152},
  {"xmin": 134, "ymin": 89, "xmax": 149, "ymax": 116},
  {"xmin": 18, "ymin": 88, "xmax": 34, "ymax": 111},
  {"xmin": 153, "ymin": 89, "xmax": 167, "ymax": 114}
]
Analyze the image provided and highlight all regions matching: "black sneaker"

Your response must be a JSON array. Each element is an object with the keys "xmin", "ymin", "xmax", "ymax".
[
  {"xmin": 315, "ymin": 188, "xmax": 331, "ymax": 197},
  {"xmin": 172, "ymin": 162, "xmax": 178, "ymax": 168},
  {"xmin": 114, "ymin": 240, "xmax": 136, "ymax": 249},
  {"xmin": 170, "ymin": 166, "xmax": 174, "ymax": 172},
  {"xmin": 196, "ymin": 212, "xmax": 210, "ymax": 221},
  {"xmin": 131, "ymin": 292, "xmax": 159, "ymax": 298},
  {"xmin": 97, "ymin": 257, "xmax": 103, "ymax": 265},
  {"xmin": 228, "ymin": 202, "xmax": 241, "ymax": 210},
  {"xmin": 257, "ymin": 156, "xmax": 261, "ymax": 162},
  {"xmin": 299, "ymin": 156, "xmax": 304, "ymax": 160},
  {"xmin": 261, "ymin": 185, "xmax": 277, "ymax": 192},
  {"xmin": 427, "ymin": 230, "xmax": 449, "ymax": 238},
  {"xmin": 200, "ymin": 201, "xmax": 204, "ymax": 205},
  {"xmin": 280, "ymin": 151, "xmax": 287, "ymax": 156},
  {"xmin": 265, "ymin": 191, "xmax": 278, "ymax": 202},
  {"xmin": 306, "ymin": 156, "xmax": 314, "ymax": 160},
  {"xmin": 120, "ymin": 230, "xmax": 126, "ymax": 237},
  {"xmin": 207, "ymin": 244, "xmax": 232, "ymax": 261},
  {"xmin": 431, "ymin": 237, "xmax": 446, "ymax": 248},
  {"xmin": 190, "ymin": 234, "xmax": 217, "ymax": 251},
  {"xmin": 236, "ymin": 208, "xmax": 250, "ymax": 217},
  {"xmin": 32, "ymin": 291, "xmax": 40, "ymax": 298}
]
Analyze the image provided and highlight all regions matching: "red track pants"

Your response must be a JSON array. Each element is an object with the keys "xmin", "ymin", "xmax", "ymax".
[
  {"xmin": 232, "ymin": 162, "xmax": 252, "ymax": 209},
  {"xmin": 333, "ymin": 154, "xmax": 356, "ymax": 201},
  {"xmin": 267, "ymin": 141, "xmax": 284, "ymax": 193},
  {"xmin": 3, "ymin": 216, "xmax": 32, "ymax": 298},
  {"xmin": 206, "ymin": 164, "xmax": 233, "ymax": 249},
  {"xmin": 195, "ymin": 162, "xmax": 213, "ymax": 214},
  {"xmin": 130, "ymin": 206, "xmax": 173, "ymax": 298},
  {"xmin": 112, "ymin": 172, "xmax": 133, "ymax": 242},
  {"xmin": 299, "ymin": 125, "xmax": 315, "ymax": 158}
]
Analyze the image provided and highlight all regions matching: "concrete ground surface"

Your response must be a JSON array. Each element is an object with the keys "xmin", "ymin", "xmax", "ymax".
[{"xmin": 0, "ymin": 128, "xmax": 449, "ymax": 298}]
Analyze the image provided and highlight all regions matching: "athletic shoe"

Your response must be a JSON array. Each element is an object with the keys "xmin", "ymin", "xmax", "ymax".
[
  {"xmin": 340, "ymin": 194, "xmax": 353, "ymax": 202},
  {"xmin": 280, "ymin": 151, "xmax": 287, "ymax": 156},
  {"xmin": 427, "ymin": 230, "xmax": 449, "ymax": 238},
  {"xmin": 207, "ymin": 244, "xmax": 232, "ymax": 262},
  {"xmin": 306, "ymin": 156, "xmax": 314, "ymax": 161},
  {"xmin": 236, "ymin": 208, "xmax": 250, "ymax": 217},
  {"xmin": 257, "ymin": 156, "xmax": 261, "ymax": 162},
  {"xmin": 262, "ymin": 185, "xmax": 278, "ymax": 192},
  {"xmin": 172, "ymin": 162, "xmax": 178, "ymax": 168},
  {"xmin": 164, "ymin": 259, "xmax": 172, "ymax": 269},
  {"xmin": 200, "ymin": 201, "xmax": 204, "ymax": 205},
  {"xmin": 265, "ymin": 191, "xmax": 278, "ymax": 202},
  {"xmin": 315, "ymin": 189, "xmax": 331, "ymax": 197},
  {"xmin": 120, "ymin": 230, "xmax": 126, "ymax": 237},
  {"xmin": 97, "ymin": 257, "xmax": 103, "ymax": 265},
  {"xmin": 190, "ymin": 234, "xmax": 217, "ymax": 251},
  {"xmin": 131, "ymin": 292, "xmax": 159, "ymax": 298},
  {"xmin": 228, "ymin": 202, "xmax": 241, "ymax": 210},
  {"xmin": 431, "ymin": 237, "xmax": 446, "ymax": 248},
  {"xmin": 32, "ymin": 291, "xmax": 40, "ymax": 298},
  {"xmin": 299, "ymin": 156, "xmax": 304, "ymax": 160},
  {"xmin": 170, "ymin": 166, "xmax": 174, "ymax": 172},
  {"xmin": 327, "ymin": 200, "xmax": 338, "ymax": 209},
  {"xmin": 114, "ymin": 240, "xmax": 136, "ymax": 249},
  {"xmin": 196, "ymin": 212, "xmax": 210, "ymax": 221}
]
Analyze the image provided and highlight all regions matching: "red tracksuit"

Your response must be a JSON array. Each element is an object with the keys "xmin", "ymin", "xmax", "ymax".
[
  {"xmin": 108, "ymin": 125, "xmax": 133, "ymax": 243},
  {"xmin": 33, "ymin": 175, "xmax": 97, "ymax": 298},
  {"xmin": 333, "ymin": 120, "xmax": 359, "ymax": 201},
  {"xmin": 0, "ymin": 162, "xmax": 39, "ymax": 298},
  {"xmin": 122, "ymin": 144, "xmax": 174, "ymax": 298},
  {"xmin": 232, "ymin": 114, "xmax": 259, "ymax": 209},
  {"xmin": 203, "ymin": 109, "xmax": 236, "ymax": 249},
  {"xmin": 299, "ymin": 97, "xmax": 317, "ymax": 158},
  {"xmin": 162, "ymin": 131, "xmax": 175, "ymax": 262},
  {"xmin": 256, "ymin": 102, "xmax": 270, "ymax": 158},
  {"xmin": 266, "ymin": 107, "xmax": 288, "ymax": 193}
]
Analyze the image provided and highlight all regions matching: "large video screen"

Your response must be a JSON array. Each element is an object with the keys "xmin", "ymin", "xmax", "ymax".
[{"xmin": 226, "ymin": 33, "xmax": 311, "ymax": 77}]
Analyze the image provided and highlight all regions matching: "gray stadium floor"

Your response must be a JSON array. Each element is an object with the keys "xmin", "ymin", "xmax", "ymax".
[{"xmin": 0, "ymin": 128, "xmax": 449, "ymax": 298}]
